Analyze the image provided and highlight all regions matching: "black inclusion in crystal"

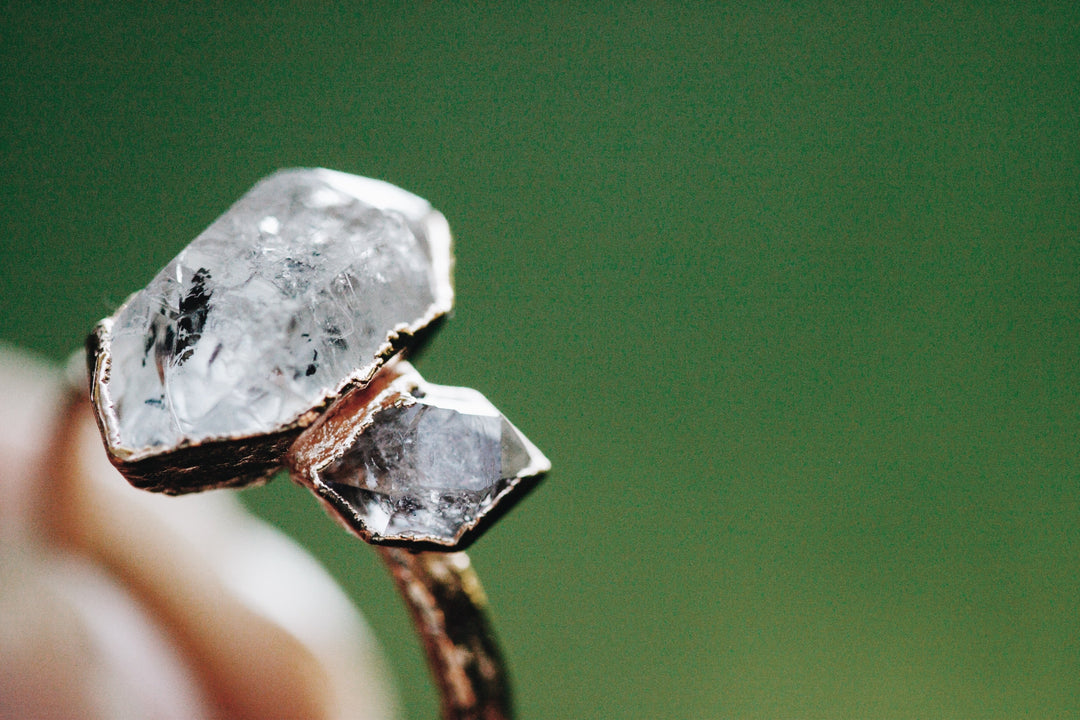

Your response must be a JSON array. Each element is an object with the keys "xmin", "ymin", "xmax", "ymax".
[{"xmin": 174, "ymin": 268, "xmax": 212, "ymax": 365}]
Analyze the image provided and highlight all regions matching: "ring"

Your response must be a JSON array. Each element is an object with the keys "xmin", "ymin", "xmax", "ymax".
[{"xmin": 84, "ymin": 168, "xmax": 550, "ymax": 719}]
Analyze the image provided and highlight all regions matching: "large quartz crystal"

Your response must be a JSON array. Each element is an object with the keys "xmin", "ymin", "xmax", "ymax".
[
  {"xmin": 89, "ymin": 168, "xmax": 453, "ymax": 492},
  {"xmin": 288, "ymin": 362, "xmax": 549, "ymax": 548}
]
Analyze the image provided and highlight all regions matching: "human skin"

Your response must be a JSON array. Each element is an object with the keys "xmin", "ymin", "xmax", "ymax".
[{"xmin": 0, "ymin": 344, "xmax": 397, "ymax": 720}]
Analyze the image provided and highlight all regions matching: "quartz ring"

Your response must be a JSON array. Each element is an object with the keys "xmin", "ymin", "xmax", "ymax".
[{"xmin": 84, "ymin": 169, "xmax": 550, "ymax": 719}]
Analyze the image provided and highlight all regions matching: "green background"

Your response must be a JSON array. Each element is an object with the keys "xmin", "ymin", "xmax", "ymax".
[{"xmin": 3, "ymin": 4, "xmax": 1078, "ymax": 718}]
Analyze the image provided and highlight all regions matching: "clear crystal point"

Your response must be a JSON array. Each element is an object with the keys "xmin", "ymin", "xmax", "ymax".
[
  {"xmin": 298, "ymin": 363, "xmax": 549, "ymax": 547},
  {"xmin": 90, "ymin": 168, "xmax": 452, "ymax": 489}
]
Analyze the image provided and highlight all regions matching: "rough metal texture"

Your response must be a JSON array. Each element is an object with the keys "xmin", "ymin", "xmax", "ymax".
[{"xmin": 378, "ymin": 548, "xmax": 513, "ymax": 720}]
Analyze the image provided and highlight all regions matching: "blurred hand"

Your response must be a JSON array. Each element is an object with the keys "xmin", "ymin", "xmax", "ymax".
[{"xmin": 0, "ymin": 344, "xmax": 397, "ymax": 720}]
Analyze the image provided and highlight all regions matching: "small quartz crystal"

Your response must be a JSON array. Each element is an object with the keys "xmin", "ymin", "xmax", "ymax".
[
  {"xmin": 89, "ymin": 168, "xmax": 453, "ymax": 491},
  {"xmin": 290, "ymin": 362, "xmax": 549, "ymax": 548}
]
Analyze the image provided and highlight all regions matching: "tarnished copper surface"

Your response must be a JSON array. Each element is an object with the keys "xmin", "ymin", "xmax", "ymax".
[{"xmin": 378, "ymin": 548, "xmax": 512, "ymax": 720}]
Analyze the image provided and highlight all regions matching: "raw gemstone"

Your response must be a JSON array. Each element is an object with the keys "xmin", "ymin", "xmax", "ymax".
[
  {"xmin": 89, "ymin": 168, "xmax": 452, "ymax": 490},
  {"xmin": 300, "ymin": 363, "xmax": 549, "ymax": 547}
]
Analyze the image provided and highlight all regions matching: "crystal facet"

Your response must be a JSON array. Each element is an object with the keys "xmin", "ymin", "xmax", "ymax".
[
  {"xmin": 291, "ymin": 362, "xmax": 549, "ymax": 547},
  {"xmin": 89, "ymin": 168, "xmax": 452, "ymax": 491}
]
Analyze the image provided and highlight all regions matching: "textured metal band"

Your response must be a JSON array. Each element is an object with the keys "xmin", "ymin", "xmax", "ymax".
[{"xmin": 377, "ymin": 548, "xmax": 512, "ymax": 720}]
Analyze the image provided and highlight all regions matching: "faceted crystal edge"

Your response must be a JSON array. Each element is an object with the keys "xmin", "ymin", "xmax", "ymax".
[
  {"xmin": 89, "ymin": 169, "xmax": 456, "ymax": 489},
  {"xmin": 287, "ymin": 362, "xmax": 550, "ymax": 550},
  {"xmin": 306, "ymin": 167, "xmax": 454, "ymax": 315},
  {"xmin": 316, "ymin": 466, "xmax": 547, "ymax": 551},
  {"xmin": 315, "ymin": 476, "xmax": 534, "ymax": 552},
  {"xmin": 498, "ymin": 414, "xmax": 552, "ymax": 479}
]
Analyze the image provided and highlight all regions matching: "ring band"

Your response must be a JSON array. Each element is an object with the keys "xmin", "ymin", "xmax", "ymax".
[{"xmin": 379, "ymin": 548, "xmax": 511, "ymax": 720}]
